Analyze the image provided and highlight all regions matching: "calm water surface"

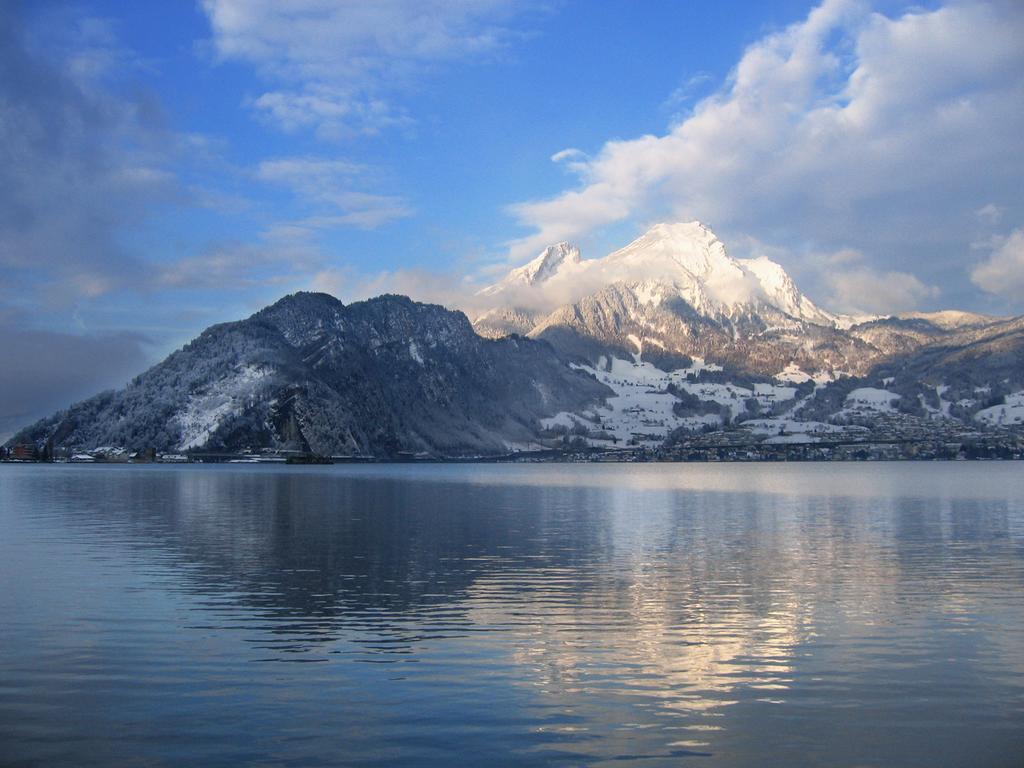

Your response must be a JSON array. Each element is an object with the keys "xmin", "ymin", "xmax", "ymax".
[{"xmin": 1, "ymin": 463, "xmax": 1022, "ymax": 767}]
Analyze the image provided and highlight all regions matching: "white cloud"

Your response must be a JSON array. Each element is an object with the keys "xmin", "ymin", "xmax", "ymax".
[
  {"xmin": 201, "ymin": 0, "xmax": 531, "ymax": 136},
  {"xmin": 975, "ymin": 203, "xmax": 1004, "ymax": 225},
  {"xmin": 823, "ymin": 248, "xmax": 865, "ymax": 267},
  {"xmin": 826, "ymin": 267, "xmax": 940, "ymax": 315},
  {"xmin": 256, "ymin": 155, "xmax": 413, "ymax": 232},
  {"xmin": 551, "ymin": 148, "xmax": 583, "ymax": 163},
  {"xmin": 662, "ymin": 71, "xmax": 714, "ymax": 115},
  {"xmin": 505, "ymin": 0, "xmax": 1024, "ymax": 311},
  {"xmin": 971, "ymin": 228, "xmax": 1024, "ymax": 297},
  {"xmin": 158, "ymin": 239, "xmax": 323, "ymax": 290},
  {"xmin": 256, "ymin": 156, "xmax": 364, "ymax": 184},
  {"xmin": 249, "ymin": 87, "xmax": 411, "ymax": 137},
  {"xmin": 309, "ymin": 266, "xmax": 479, "ymax": 311}
]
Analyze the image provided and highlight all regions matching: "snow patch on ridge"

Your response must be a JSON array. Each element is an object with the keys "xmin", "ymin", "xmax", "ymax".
[
  {"xmin": 408, "ymin": 340, "xmax": 424, "ymax": 365},
  {"xmin": 175, "ymin": 364, "xmax": 273, "ymax": 450}
]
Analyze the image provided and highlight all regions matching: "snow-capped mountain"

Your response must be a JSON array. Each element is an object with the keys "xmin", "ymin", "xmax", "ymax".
[
  {"xmin": 474, "ymin": 221, "xmax": 877, "ymax": 376},
  {"xmin": 738, "ymin": 255, "xmax": 838, "ymax": 328},
  {"xmin": 479, "ymin": 221, "xmax": 836, "ymax": 325},
  {"xmin": 590, "ymin": 222, "xmax": 836, "ymax": 325},
  {"xmin": 469, "ymin": 221, "xmax": 1024, "ymax": 393},
  {"xmin": 467, "ymin": 221, "xmax": 1024, "ymax": 447}
]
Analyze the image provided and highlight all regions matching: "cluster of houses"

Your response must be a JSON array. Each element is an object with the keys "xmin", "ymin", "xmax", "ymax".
[
  {"xmin": 656, "ymin": 437, "xmax": 1024, "ymax": 462},
  {"xmin": 0, "ymin": 443, "xmax": 189, "ymax": 463}
]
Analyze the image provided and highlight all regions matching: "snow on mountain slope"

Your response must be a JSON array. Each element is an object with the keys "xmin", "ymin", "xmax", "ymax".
[
  {"xmin": 844, "ymin": 387, "xmax": 901, "ymax": 412},
  {"xmin": 477, "ymin": 221, "xmax": 836, "ymax": 326},
  {"xmin": 738, "ymin": 255, "xmax": 837, "ymax": 327},
  {"xmin": 524, "ymin": 275, "xmax": 872, "ymax": 380},
  {"xmin": 601, "ymin": 222, "xmax": 746, "ymax": 296},
  {"xmin": 477, "ymin": 242, "xmax": 581, "ymax": 298},
  {"xmin": 542, "ymin": 358, "xmax": 689, "ymax": 447},
  {"xmin": 594, "ymin": 222, "xmax": 833, "ymax": 322},
  {"xmin": 471, "ymin": 307, "xmax": 542, "ymax": 339},
  {"xmin": 473, "ymin": 221, "xmax": 1018, "ymax": 380},
  {"xmin": 541, "ymin": 356, "xmax": 800, "ymax": 447},
  {"xmin": 896, "ymin": 310, "xmax": 1002, "ymax": 330},
  {"xmin": 176, "ymin": 364, "xmax": 274, "ymax": 450}
]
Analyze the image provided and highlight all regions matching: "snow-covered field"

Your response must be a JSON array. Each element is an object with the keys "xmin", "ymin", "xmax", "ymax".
[
  {"xmin": 542, "ymin": 356, "xmax": 800, "ymax": 447},
  {"xmin": 842, "ymin": 387, "xmax": 900, "ymax": 412},
  {"xmin": 775, "ymin": 362, "xmax": 834, "ymax": 385},
  {"xmin": 975, "ymin": 391, "xmax": 1024, "ymax": 426},
  {"xmin": 538, "ymin": 357, "xmax": 997, "ymax": 451},
  {"xmin": 742, "ymin": 417, "xmax": 844, "ymax": 440},
  {"xmin": 542, "ymin": 358, "xmax": 690, "ymax": 446}
]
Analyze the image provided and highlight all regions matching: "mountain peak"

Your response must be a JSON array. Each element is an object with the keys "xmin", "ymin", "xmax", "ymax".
[
  {"xmin": 605, "ymin": 220, "xmax": 734, "ymax": 282},
  {"xmin": 478, "ymin": 241, "xmax": 581, "ymax": 298},
  {"xmin": 520, "ymin": 241, "xmax": 581, "ymax": 285},
  {"xmin": 265, "ymin": 291, "xmax": 343, "ymax": 311},
  {"xmin": 478, "ymin": 221, "xmax": 838, "ymax": 327},
  {"xmin": 12, "ymin": 292, "xmax": 610, "ymax": 456},
  {"xmin": 644, "ymin": 220, "xmax": 716, "ymax": 239},
  {"xmin": 636, "ymin": 221, "xmax": 723, "ymax": 251}
]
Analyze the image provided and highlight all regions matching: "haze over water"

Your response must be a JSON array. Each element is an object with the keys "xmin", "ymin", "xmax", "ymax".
[{"xmin": 1, "ymin": 463, "xmax": 1022, "ymax": 767}]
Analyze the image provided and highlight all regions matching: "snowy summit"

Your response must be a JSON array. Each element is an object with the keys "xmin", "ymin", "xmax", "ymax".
[{"xmin": 479, "ymin": 221, "xmax": 837, "ymax": 327}]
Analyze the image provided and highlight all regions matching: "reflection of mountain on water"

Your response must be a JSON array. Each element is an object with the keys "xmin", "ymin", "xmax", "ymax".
[{"xmin": 41, "ymin": 467, "xmax": 623, "ymax": 656}]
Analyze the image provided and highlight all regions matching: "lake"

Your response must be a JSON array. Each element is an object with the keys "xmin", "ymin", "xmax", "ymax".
[{"xmin": 1, "ymin": 462, "xmax": 1022, "ymax": 767}]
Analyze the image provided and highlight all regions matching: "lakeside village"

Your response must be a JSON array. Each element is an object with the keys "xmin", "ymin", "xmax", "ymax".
[{"xmin": 4, "ymin": 416, "xmax": 1023, "ymax": 465}]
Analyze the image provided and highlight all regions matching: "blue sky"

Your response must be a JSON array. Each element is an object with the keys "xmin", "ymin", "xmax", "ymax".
[{"xmin": 2, "ymin": 0, "xmax": 1023, "ymax": 436}]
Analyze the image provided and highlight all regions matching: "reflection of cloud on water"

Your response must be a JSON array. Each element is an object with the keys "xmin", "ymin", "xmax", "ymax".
[
  {"xmin": 470, "ymin": 553, "xmax": 812, "ymax": 726},
  {"xmin": 459, "ymin": 489, "xmax": 1024, "ymax": 766},
  {"xmin": 463, "ymin": 490, "xmax": 947, "ymax": 729},
  {"xmin": 323, "ymin": 462, "xmax": 1024, "ymax": 502}
]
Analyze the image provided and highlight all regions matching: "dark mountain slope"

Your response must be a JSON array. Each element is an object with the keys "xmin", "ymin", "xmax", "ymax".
[{"xmin": 9, "ymin": 293, "xmax": 610, "ymax": 457}]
